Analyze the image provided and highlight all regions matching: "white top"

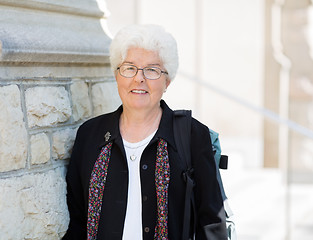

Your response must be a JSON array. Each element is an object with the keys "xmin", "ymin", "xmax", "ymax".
[{"xmin": 122, "ymin": 130, "xmax": 156, "ymax": 240}]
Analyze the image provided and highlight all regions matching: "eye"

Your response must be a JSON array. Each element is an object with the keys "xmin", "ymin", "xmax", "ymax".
[
  {"xmin": 145, "ymin": 67, "xmax": 159, "ymax": 74},
  {"xmin": 123, "ymin": 65, "xmax": 137, "ymax": 71}
]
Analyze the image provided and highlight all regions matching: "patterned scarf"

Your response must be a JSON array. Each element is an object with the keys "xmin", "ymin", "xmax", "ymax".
[{"xmin": 87, "ymin": 138, "xmax": 170, "ymax": 240}]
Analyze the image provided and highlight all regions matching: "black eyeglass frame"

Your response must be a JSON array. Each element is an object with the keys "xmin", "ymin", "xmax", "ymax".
[{"xmin": 116, "ymin": 64, "xmax": 168, "ymax": 80}]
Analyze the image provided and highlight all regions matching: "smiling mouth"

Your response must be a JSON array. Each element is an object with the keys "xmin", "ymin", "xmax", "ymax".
[{"xmin": 131, "ymin": 90, "xmax": 148, "ymax": 94}]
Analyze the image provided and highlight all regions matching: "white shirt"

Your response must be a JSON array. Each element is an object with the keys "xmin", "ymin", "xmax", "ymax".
[{"xmin": 122, "ymin": 131, "xmax": 156, "ymax": 240}]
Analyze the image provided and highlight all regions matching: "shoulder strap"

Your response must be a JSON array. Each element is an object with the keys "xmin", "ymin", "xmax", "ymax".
[
  {"xmin": 173, "ymin": 110, "xmax": 192, "ymax": 169},
  {"xmin": 173, "ymin": 110, "xmax": 195, "ymax": 240}
]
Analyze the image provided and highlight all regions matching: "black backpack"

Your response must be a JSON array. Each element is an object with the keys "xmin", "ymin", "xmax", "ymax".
[{"xmin": 173, "ymin": 110, "xmax": 235, "ymax": 240}]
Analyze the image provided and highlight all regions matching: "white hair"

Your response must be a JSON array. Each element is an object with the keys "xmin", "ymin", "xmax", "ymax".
[{"xmin": 109, "ymin": 24, "xmax": 179, "ymax": 81}]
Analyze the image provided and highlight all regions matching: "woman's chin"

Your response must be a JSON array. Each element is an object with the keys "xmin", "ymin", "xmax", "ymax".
[{"xmin": 127, "ymin": 100, "xmax": 159, "ymax": 111}]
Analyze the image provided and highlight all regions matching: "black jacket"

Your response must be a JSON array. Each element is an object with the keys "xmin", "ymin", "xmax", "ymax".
[{"xmin": 63, "ymin": 100, "xmax": 227, "ymax": 240}]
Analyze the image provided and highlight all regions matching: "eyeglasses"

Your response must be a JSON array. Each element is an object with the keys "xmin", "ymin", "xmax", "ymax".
[{"xmin": 117, "ymin": 64, "xmax": 168, "ymax": 80}]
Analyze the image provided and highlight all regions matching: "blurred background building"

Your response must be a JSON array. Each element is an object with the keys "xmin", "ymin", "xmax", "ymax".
[
  {"xmin": 106, "ymin": 0, "xmax": 313, "ymax": 239},
  {"xmin": 0, "ymin": 0, "xmax": 313, "ymax": 239}
]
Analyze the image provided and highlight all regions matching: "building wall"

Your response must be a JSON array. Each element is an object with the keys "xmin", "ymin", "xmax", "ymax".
[
  {"xmin": 264, "ymin": 0, "xmax": 313, "ymax": 178},
  {"xmin": 282, "ymin": 0, "xmax": 313, "ymax": 181},
  {"xmin": 0, "ymin": 0, "xmax": 120, "ymax": 238}
]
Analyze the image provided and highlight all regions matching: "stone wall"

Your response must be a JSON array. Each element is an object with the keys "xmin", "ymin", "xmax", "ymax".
[{"xmin": 0, "ymin": 0, "xmax": 120, "ymax": 239}]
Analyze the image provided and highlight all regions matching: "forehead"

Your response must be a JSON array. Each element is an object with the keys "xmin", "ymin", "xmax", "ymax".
[{"xmin": 124, "ymin": 47, "xmax": 162, "ymax": 66}]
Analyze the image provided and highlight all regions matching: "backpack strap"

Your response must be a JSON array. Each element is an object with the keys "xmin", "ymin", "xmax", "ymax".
[
  {"xmin": 173, "ymin": 110, "xmax": 195, "ymax": 240},
  {"xmin": 173, "ymin": 110, "xmax": 192, "ymax": 168}
]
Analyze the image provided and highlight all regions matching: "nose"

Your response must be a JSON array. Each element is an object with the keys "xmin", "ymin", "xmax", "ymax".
[{"xmin": 133, "ymin": 69, "xmax": 145, "ymax": 82}]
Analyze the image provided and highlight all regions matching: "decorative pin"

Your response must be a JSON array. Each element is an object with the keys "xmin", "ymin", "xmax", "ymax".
[{"xmin": 104, "ymin": 132, "xmax": 111, "ymax": 142}]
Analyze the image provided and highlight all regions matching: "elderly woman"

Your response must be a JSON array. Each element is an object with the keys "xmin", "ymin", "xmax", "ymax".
[{"xmin": 63, "ymin": 24, "xmax": 227, "ymax": 240}]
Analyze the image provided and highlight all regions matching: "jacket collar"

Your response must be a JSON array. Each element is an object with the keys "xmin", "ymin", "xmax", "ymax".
[
  {"xmin": 98, "ymin": 100, "xmax": 176, "ymax": 150},
  {"xmin": 153, "ymin": 100, "xmax": 176, "ymax": 150}
]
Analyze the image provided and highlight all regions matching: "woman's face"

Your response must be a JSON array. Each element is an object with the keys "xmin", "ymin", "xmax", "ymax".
[{"xmin": 116, "ymin": 47, "xmax": 170, "ymax": 112}]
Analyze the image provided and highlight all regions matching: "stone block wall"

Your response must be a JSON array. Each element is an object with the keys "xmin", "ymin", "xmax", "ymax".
[
  {"xmin": 0, "ymin": 77, "xmax": 120, "ymax": 239},
  {"xmin": 0, "ymin": 0, "xmax": 120, "ymax": 239}
]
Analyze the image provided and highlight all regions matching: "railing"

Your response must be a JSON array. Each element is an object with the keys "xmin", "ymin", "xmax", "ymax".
[{"xmin": 179, "ymin": 71, "xmax": 313, "ymax": 140}]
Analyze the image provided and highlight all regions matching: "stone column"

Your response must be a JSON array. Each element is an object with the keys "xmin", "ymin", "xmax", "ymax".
[
  {"xmin": 0, "ymin": 0, "xmax": 120, "ymax": 238},
  {"xmin": 264, "ymin": 0, "xmax": 291, "ymax": 168},
  {"xmin": 264, "ymin": 0, "xmax": 281, "ymax": 167},
  {"xmin": 282, "ymin": 0, "xmax": 313, "ymax": 182}
]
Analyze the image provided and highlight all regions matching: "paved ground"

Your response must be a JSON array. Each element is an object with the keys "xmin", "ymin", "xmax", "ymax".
[{"xmin": 221, "ymin": 167, "xmax": 313, "ymax": 240}]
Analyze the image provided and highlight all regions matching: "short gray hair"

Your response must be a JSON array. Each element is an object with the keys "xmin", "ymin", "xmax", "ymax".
[{"xmin": 109, "ymin": 24, "xmax": 179, "ymax": 81}]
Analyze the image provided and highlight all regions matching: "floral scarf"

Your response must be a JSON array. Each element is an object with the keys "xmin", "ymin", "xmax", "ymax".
[{"xmin": 87, "ymin": 138, "xmax": 170, "ymax": 240}]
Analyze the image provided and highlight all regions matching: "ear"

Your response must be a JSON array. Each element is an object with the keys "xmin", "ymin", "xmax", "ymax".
[{"xmin": 166, "ymin": 78, "xmax": 171, "ymax": 88}]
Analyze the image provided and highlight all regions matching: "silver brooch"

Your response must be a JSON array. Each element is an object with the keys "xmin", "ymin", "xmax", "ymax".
[{"xmin": 104, "ymin": 132, "xmax": 111, "ymax": 142}]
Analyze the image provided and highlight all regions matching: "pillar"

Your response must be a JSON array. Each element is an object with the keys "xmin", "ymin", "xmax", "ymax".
[{"xmin": 0, "ymin": 0, "xmax": 120, "ymax": 238}]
